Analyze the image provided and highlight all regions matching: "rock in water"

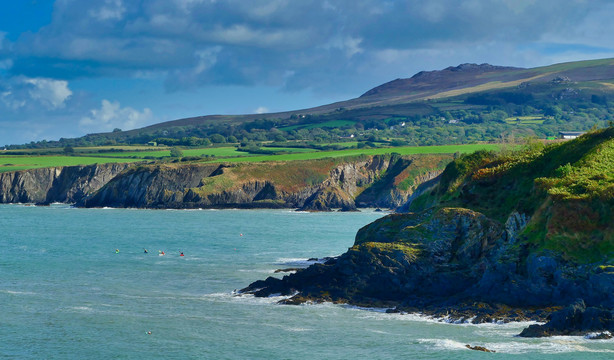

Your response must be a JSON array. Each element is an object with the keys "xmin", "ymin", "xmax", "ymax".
[
  {"xmin": 465, "ymin": 345, "xmax": 495, "ymax": 352},
  {"xmin": 519, "ymin": 300, "xmax": 614, "ymax": 337}
]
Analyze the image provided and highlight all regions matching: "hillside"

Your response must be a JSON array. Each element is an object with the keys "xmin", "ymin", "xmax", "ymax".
[
  {"xmin": 241, "ymin": 128, "xmax": 614, "ymax": 337},
  {"xmin": 12, "ymin": 58, "xmax": 614, "ymax": 150}
]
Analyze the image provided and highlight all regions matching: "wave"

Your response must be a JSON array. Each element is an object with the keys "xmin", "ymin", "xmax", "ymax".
[
  {"xmin": 66, "ymin": 306, "xmax": 94, "ymax": 312},
  {"xmin": 418, "ymin": 336, "xmax": 614, "ymax": 354},
  {"xmin": 237, "ymin": 269, "xmax": 277, "ymax": 274},
  {"xmin": 0, "ymin": 289, "xmax": 37, "ymax": 296},
  {"xmin": 274, "ymin": 257, "xmax": 334, "ymax": 266},
  {"xmin": 202, "ymin": 291, "xmax": 296, "ymax": 306},
  {"xmin": 340, "ymin": 304, "xmax": 392, "ymax": 313}
]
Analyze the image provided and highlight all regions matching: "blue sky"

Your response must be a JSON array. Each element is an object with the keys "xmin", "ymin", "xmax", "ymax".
[{"xmin": 2, "ymin": 0, "xmax": 614, "ymax": 146}]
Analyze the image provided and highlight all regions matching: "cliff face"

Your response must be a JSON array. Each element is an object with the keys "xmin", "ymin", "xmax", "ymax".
[
  {"xmin": 0, "ymin": 163, "xmax": 132, "ymax": 204},
  {"xmin": 0, "ymin": 155, "xmax": 449, "ymax": 209},
  {"xmin": 241, "ymin": 129, "xmax": 614, "ymax": 335},
  {"xmin": 79, "ymin": 155, "xmax": 450, "ymax": 210},
  {"xmin": 244, "ymin": 207, "xmax": 614, "ymax": 309}
]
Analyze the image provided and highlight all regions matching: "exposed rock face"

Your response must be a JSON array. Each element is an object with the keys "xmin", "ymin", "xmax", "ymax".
[
  {"xmin": 0, "ymin": 163, "xmax": 132, "ymax": 204},
  {"xmin": 242, "ymin": 129, "xmax": 614, "ymax": 336},
  {"xmin": 78, "ymin": 164, "xmax": 223, "ymax": 208},
  {"xmin": 0, "ymin": 155, "xmax": 450, "ymax": 210},
  {"xmin": 79, "ymin": 155, "xmax": 450, "ymax": 210},
  {"xmin": 519, "ymin": 300, "xmax": 614, "ymax": 337},
  {"xmin": 241, "ymin": 207, "xmax": 614, "ymax": 330}
]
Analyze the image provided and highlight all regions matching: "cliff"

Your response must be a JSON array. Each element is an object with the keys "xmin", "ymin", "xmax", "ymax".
[
  {"xmin": 0, "ymin": 154, "xmax": 451, "ymax": 210},
  {"xmin": 242, "ymin": 128, "xmax": 614, "ymax": 336},
  {"xmin": 0, "ymin": 163, "xmax": 132, "ymax": 204},
  {"xmin": 79, "ymin": 154, "xmax": 450, "ymax": 210}
]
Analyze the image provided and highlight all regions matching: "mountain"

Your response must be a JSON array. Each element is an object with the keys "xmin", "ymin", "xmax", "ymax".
[
  {"xmin": 241, "ymin": 127, "xmax": 614, "ymax": 337},
  {"xmin": 14, "ymin": 57, "xmax": 614, "ymax": 149},
  {"xmin": 108, "ymin": 58, "xmax": 614, "ymax": 136}
]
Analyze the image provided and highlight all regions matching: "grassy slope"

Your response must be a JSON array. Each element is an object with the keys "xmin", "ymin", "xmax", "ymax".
[{"xmin": 410, "ymin": 128, "xmax": 614, "ymax": 263}]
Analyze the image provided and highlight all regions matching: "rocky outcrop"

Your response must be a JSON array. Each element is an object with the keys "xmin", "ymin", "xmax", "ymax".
[
  {"xmin": 242, "ymin": 130, "xmax": 614, "ymax": 336},
  {"xmin": 0, "ymin": 154, "xmax": 451, "ymax": 210},
  {"xmin": 241, "ymin": 207, "xmax": 614, "ymax": 333},
  {"xmin": 79, "ymin": 155, "xmax": 451, "ymax": 210},
  {"xmin": 0, "ymin": 163, "xmax": 132, "ymax": 204},
  {"xmin": 519, "ymin": 300, "xmax": 614, "ymax": 337}
]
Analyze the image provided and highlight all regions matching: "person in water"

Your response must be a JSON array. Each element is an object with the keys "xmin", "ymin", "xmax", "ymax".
[
  {"xmin": 180, "ymin": 252, "xmax": 184, "ymax": 257},
  {"xmin": 144, "ymin": 248, "xmax": 148, "ymax": 254},
  {"xmin": 158, "ymin": 250, "xmax": 165, "ymax": 256},
  {"xmin": 115, "ymin": 249, "xmax": 119, "ymax": 254}
]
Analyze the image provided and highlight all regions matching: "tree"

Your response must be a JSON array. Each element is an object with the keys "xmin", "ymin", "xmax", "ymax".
[
  {"xmin": 209, "ymin": 134, "xmax": 226, "ymax": 143},
  {"xmin": 170, "ymin": 147, "xmax": 183, "ymax": 157},
  {"xmin": 63, "ymin": 146, "xmax": 75, "ymax": 154}
]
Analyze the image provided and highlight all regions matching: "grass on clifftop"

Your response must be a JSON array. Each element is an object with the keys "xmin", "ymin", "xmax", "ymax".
[
  {"xmin": 410, "ymin": 127, "xmax": 614, "ymax": 263},
  {"xmin": 0, "ymin": 143, "xmax": 500, "ymax": 173}
]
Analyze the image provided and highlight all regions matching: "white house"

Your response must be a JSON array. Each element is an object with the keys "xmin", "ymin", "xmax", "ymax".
[{"xmin": 559, "ymin": 131, "xmax": 585, "ymax": 139}]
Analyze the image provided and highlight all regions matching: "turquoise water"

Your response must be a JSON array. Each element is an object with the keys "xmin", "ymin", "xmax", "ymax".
[{"xmin": 1, "ymin": 204, "xmax": 612, "ymax": 359}]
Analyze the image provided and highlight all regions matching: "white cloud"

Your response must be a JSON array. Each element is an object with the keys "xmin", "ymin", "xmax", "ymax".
[
  {"xmin": 324, "ymin": 36, "xmax": 364, "ymax": 57},
  {"xmin": 0, "ymin": 77, "xmax": 72, "ymax": 110},
  {"xmin": 254, "ymin": 106, "xmax": 269, "ymax": 114},
  {"xmin": 194, "ymin": 46, "xmax": 222, "ymax": 74},
  {"xmin": 24, "ymin": 78, "xmax": 72, "ymax": 109},
  {"xmin": 80, "ymin": 99, "xmax": 154, "ymax": 133},
  {"xmin": 89, "ymin": 0, "xmax": 126, "ymax": 21},
  {"xmin": 1, "ymin": 90, "xmax": 26, "ymax": 110}
]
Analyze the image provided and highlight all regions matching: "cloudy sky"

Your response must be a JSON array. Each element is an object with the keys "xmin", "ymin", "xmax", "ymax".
[{"xmin": 1, "ymin": 0, "xmax": 614, "ymax": 146}]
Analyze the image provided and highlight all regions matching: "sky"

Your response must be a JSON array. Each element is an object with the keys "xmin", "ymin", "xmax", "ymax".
[{"xmin": 2, "ymin": 0, "xmax": 614, "ymax": 146}]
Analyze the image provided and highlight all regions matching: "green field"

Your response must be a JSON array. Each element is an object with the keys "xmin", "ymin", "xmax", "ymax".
[
  {"xmin": 0, "ymin": 143, "xmax": 502, "ymax": 173},
  {"xmin": 205, "ymin": 144, "xmax": 502, "ymax": 163},
  {"xmin": 260, "ymin": 147, "xmax": 320, "ymax": 153},
  {"xmin": 102, "ymin": 147, "xmax": 251, "ymax": 159},
  {"xmin": 0, "ymin": 156, "xmax": 143, "ymax": 172},
  {"xmin": 504, "ymin": 116, "xmax": 546, "ymax": 125}
]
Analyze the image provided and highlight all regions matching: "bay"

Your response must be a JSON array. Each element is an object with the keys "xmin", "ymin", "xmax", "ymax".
[{"xmin": 0, "ymin": 204, "xmax": 612, "ymax": 359}]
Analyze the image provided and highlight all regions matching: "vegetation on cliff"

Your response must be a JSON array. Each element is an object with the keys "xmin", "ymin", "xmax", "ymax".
[
  {"xmin": 410, "ymin": 126, "xmax": 614, "ymax": 263},
  {"xmin": 242, "ymin": 128, "xmax": 614, "ymax": 336}
]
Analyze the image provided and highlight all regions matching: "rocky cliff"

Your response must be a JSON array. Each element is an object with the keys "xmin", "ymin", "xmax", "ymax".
[
  {"xmin": 0, "ymin": 163, "xmax": 132, "ymax": 204},
  {"xmin": 242, "ymin": 128, "xmax": 614, "ymax": 336},
  {"xmin": 79, "ymin": 154, "xmax": 450, "ymax": 210},
  {"xmin": 0, "ymin": 154, "xmax": 450, "ymax": 210}
]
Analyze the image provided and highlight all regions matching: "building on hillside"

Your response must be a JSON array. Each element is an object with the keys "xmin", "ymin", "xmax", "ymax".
[{"xmin": 559, "ymin": 131, "xmax": 586, "ymax": 139}]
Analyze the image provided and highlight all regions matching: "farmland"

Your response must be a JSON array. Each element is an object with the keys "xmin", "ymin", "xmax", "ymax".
[{"xmin": 0, "ymin": 143, "xmax": 503, "ymax": 173}]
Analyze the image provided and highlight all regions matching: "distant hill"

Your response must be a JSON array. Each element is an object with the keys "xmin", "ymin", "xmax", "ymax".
[
  {"xmin": 129, "ymin": 57, "xmax": 614, "ymax": 129},
  {"xmin": 12, "ymin": 58, "xmax": 614, "ymax": 148}
]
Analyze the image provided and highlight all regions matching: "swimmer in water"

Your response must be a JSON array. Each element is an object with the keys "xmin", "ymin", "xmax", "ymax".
[
  {"xmin": 180, "ymin": 252, "xmax": 184, "ymax": 256},
  {"xmin": 115, "ymin": 249, "xmax": 119, "ymax": 254},
  {"xmin": 144, "ymin": 248, "xmax": 148, "ymax": 254}
]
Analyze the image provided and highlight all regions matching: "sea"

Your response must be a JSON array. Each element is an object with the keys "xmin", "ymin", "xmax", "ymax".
[{"xmin": 1, "ymin": 204, "xmax": 612, "ymax": 359}]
